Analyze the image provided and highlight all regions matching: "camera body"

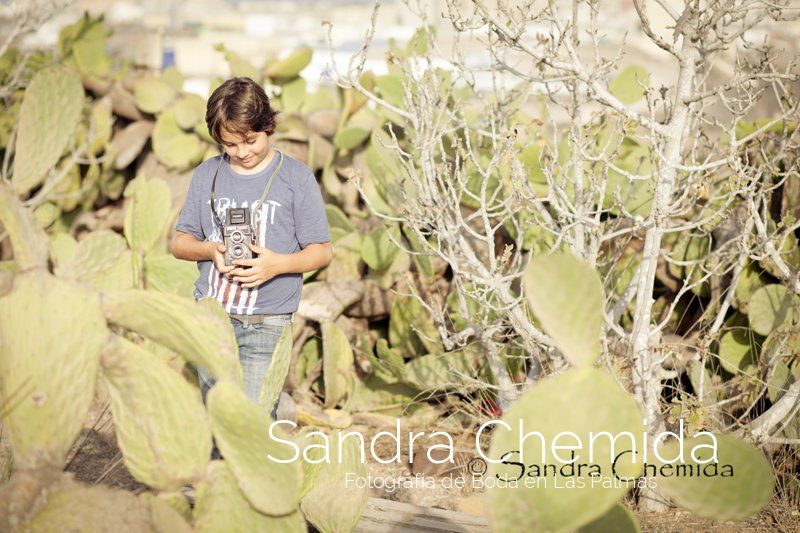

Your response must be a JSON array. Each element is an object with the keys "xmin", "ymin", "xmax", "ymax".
[{"xmin": 222, "ymin": 207, "xmax": 255, "ymax": 266}]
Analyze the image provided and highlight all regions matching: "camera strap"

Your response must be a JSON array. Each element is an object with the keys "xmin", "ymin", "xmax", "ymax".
[{"xmin": 210, "ymin": 148, "xmax": 285, "ymax": 229}]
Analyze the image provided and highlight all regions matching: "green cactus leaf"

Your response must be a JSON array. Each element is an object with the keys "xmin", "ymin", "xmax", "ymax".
[
  {"xmin": 487, "ymin": 368, "xmax": 646, "ymax": 532},
  {"xmin": 655, "ymin": 433, "xmax": 773, "ymax": 521},
  {"xmin": 281, "ymin": 77, "xmax": 307, "ymax": 113},
  {"xmin": 0, "ymin": 271, "xmax": 106, "ymax": 468},
  {"xmin": 123, "ymin": 176, "xmax": 172, "ymax": 255},
  {"xmin": 194, "ymin": 121, "xmax": 215, "ymax": 144},
  {"xmin": 604, "ymin": 145, "xmax": 654, "ymax": 217},
  {"xmin": 347, "ymin": 373, "xmax": 419, "ymax": 413},
  {"xmin": 49, "ymin": 157, "xmax": 82, "ymax": 212},
  {"xmin": 375, "ymin": 338, "xmax": 405, "ymax": 379},
  {"xmin": 401, "ymin": 224, "xmax": 434, "ymax": 280},
  {"xmin": 767, "ymin": 360, "xmax": 793, "ymax": 402},
  {"xmin": 299, "ymin": 429, "xmax": 369, "ymax": 533},
  {"xmin": 102, "ymin": 335, "xmax": 211, "ymax": 490},
  {"xmin": 577, "ymin": 502, "xmax": 641, "ymax": 533},
  {"xmin": 522, "ymin": 252, "xmax": 603, "ymax": 368},
  {"xmin": 733, "ymin": 262, "xmax": 767, "ymax": 313},
  {"xmin": 87, "ymin": 97, "xmax": 114, "ymax": 155},
  {"xmin": 12, "ymin": 66, "xmax": 84, "ymax": 195},
  {"xmin": 33, "ymin": 201, "xmax": 60, "ymax": 229},
  {"xmin": 361, "ymin": 223, "xmax": 400, "ymax": 271},
  {"xmin": 26, "ymin": 477, "xmax": 153, "ymax": 531},
  {"xmin": 326, "ymin": 231, "xmax": 363, "ymax": 281},
  {"xmin": 139, "ymin": 492, "xmax": 193, "ymax": 533},
  {"xmin": 154, "ymin": 491, "xmax": 193, "ymax": 523},
  {"xmin": 367, "ymin": 129, "xmax": 409, "ymax": 205},
  {"xmin": 294, "ymin": 430, "xmax": 326, "ymax": 498},
  {"xmin": 325, "ymin": 204, "xmax": 355, "ymax": 232},
  {"xmin": 73, "ymin": 35, "xmax": 112, "ymax": 78},
  {"xmin": 666, "ymin": 232, "xmax": 709, "ymax": 280},
  {"xmin": 266, "ymin": 47, "xmax": 313, "ymax": 79},
  {"xmin": 55, "ymin": 230, "xmax": 134, "ymax": 292},
  {"xmin": 58, "ymin": 13, "xmax": 112, "ymax": 78},
  {"xmin": 259, "ymin": 323, "xmax": 293, "ymax": 413},
  {"xmin": 301, "ymin": 85, "xmax": 342, "ymax": 113},
  {"xmin": 296, "ymin": 336, "xmax": 322, "ymax": 384},
  {"xmin": 748, "ymin": 284, "xmax": 799, "ymax": 336},
  {"xmin": 133, "ymin": 76, "xmax": 177, "ymax": 114},
  {"xmin": 518, "ymin": 143, "xmax": 548, "ymax": 196},
  {"xmin": 173, "ymin": 93, "xmax": 206, "ymax": 129},
  {"xmin": 761, "ymin": 326, "xmax": 800, "ymax": 401},
  {"xmin": 405, "ymin": 25, "xmax": 435, "ymax": 56},
  {"xmin": 152, "ymin": 109, "xmax": 204, "ymax": 169},
  {"xmin": 335, "ymin": 107, "xmax": 379, "ymax": 150},
  {"xmin": 404, "ymin": 347, "xmax": 483, "ymax": 391},
  {"xmin": 102, "ymin": 290, "xmax": 242, "ymax": 384},
  {"xmin": 110, "ymin": 120, "xmax": 154, "ymax": 169},
  {"xmin": 322, "ymin": 321, "xmax": 355, "ymax": 408},
  {"xmin": 334, "ymin": 126, "xmax": 371, "ymax": 150},
  {"xmin": 162, "ymin": 66, "xmax": 185, "ymax": 90},
  {"xmin": 213, "ymin": 43, "xmax": 261, "ymax": 81},
  {"xmin": 609, "ymin": 66, "xmax": 650, "ymax": 105},
  {"xmin": 717, "ymin": 329, "xmax": 758, "ymax": 374},
  {"xmin": 389, "ymin": 295, "xmax": 443, "ymax": 356},
  {"xmin": 194, "ymin": 461, "xmax": 305, "ymax": 532},
  {"xmin": 207, "ymin": 382, "xmax": 303, "ymax": 516},
  {"xmin": 368, "ymin": 246, "xmax": 409, "ymax": 291},
  {"xmin": 50, "ymin": 232, "xmax": 77, "ymax": 267},
  {"xmin": 144, "ymin": 252, "xmax": 197, "ymax": 298},
  {"xmin": 375, "ymin": 75, "xmax": 405, "ymax": 108}
]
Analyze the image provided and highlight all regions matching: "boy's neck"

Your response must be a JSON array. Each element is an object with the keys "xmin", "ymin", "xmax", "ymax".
[{"xmin": 227, "ymin": 146, "xmax": 276, "ymax": 176}]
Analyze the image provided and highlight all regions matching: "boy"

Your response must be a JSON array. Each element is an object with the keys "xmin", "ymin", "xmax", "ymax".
[{"xmin": 170, "ymin": 77, "xmax": 332, "ymax": 419}]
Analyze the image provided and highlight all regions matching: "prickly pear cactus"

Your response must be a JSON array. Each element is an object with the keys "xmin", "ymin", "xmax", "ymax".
[
  {"xmin": 133, "ymin": 77, "xmax": 176, "ymax": 114},
  {"xmin": 138, "ymin": 492, "xmax": 193, "ymax": 533},
  {"xmin": 322, "ymin": 321, "xmax": 355, "ymax": 408},
  {"xmin": 258, "ymin": 323, "xmax": 294, "ymax": 413},
  {"xmin": 194, "ymin": 461, "xmax": 305, "ymax": 533},
  {"xmin": 299, "ymin": 429, "xmax": 369, "ymax": 533},
  {"xmin": 654, "ymin": 433, "xmax": 774, "ymax": 521},
  {"xmin": 101, "ymin": 334, "xmax": 212, "ymax": 490},
  {"xmin": 522, "ymin": 252, "xmax": 603, "ymax": 368},
  {"xmin": 0, "ymin": 271, "xmax": 107, "ymax": 469},
  {"xmin": 577, "ymin": 502, "xmax": 641, "ymax": 533},
  {"xmin": 748, "ymin": 284, "xmax": 799, "ymax": 336},
  {"xmin": 24, "ymin": 474, "xmax": 153, "ymax": 532},
  {"xmin": 266, "ymin": 47, "xmax": 313, "ymax": 79},
  {"xmin": 207, "ymin": 381, "xmax": 303, "ymax": 516},
  {"xmin": 101, "ymin": 290, "xmax": 242, "ymax": 384},
  {"xmin": 123, "ymin": 176, "xmax": 173, "ymax": 256},
  {"xmin": 487, "ymin": 368, "xmax": 646, "ymax": 532},
  {"xmin": 12, "ymin": 66, "xmax": 84, "ymax": 195},
  {"xmin": 0, "ymin": 180, "xmax": 49, "ymax": 271},
  {"xmin": 54, "ymin": 229, "xmax": 133, "ymax": 291}
]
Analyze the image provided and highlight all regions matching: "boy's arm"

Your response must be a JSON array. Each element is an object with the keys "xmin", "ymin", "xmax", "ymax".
[
  {"xmin": 230, "ymin": 241, "xmax": 332, "ymax": 288},
  {"xmin": 170, "ymin": 231, "xmax": 235, "ymax": 275}
]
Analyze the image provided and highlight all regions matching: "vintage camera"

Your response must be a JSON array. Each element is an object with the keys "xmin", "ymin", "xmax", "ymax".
[{"xmin": 222, "ymin": 207, "xmax": 255, "ymax": 266}]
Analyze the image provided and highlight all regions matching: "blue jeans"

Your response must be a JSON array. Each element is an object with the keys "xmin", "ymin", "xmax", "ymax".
[{"xmin": 198, "ymin": 313, "xmax": 293, "ymax": 420}]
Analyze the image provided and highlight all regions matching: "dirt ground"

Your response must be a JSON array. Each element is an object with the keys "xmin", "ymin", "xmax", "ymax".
[{"xmin": 4, "ymin": 395, "xmax": 799, "ymax": 532}]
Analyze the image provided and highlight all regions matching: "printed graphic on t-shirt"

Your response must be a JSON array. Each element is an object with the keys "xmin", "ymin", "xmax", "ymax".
[{"xmin": 205, "ymin": 197, "xmax": 282, "ymax": 314}]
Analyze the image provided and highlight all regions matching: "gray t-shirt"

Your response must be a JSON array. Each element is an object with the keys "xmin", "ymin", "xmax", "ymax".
[{"xmin": 175, "ymin": 150, "xmax": 330, "ymax": 315}]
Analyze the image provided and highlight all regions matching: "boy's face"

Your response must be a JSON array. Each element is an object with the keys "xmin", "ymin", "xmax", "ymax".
[{"xmin": 218, "ymin": 126, "xmax": 271, "ymax": 169}]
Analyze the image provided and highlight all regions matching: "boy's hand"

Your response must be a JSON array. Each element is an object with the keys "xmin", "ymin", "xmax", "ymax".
[
  {"xmin": 230, "ymin": 243, "xmax": 285, "ymax": 288},
  {"xmin": 210, "ymin": 242, "xmax": 235, "ymax": 277}
]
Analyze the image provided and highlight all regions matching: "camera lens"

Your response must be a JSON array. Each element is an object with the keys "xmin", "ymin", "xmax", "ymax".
[
  {"xmin": 231, "ymin": 245, "xmax": 245, "ymax": 259},
  {"xmin": 230, "ymin": 230, "xmax": 244, "ymax": 244}
]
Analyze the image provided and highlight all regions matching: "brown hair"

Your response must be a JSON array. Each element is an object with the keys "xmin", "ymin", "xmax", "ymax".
[{"xmin": 205, "ymin": 77, "xmax": 279, "ymax": 145}]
